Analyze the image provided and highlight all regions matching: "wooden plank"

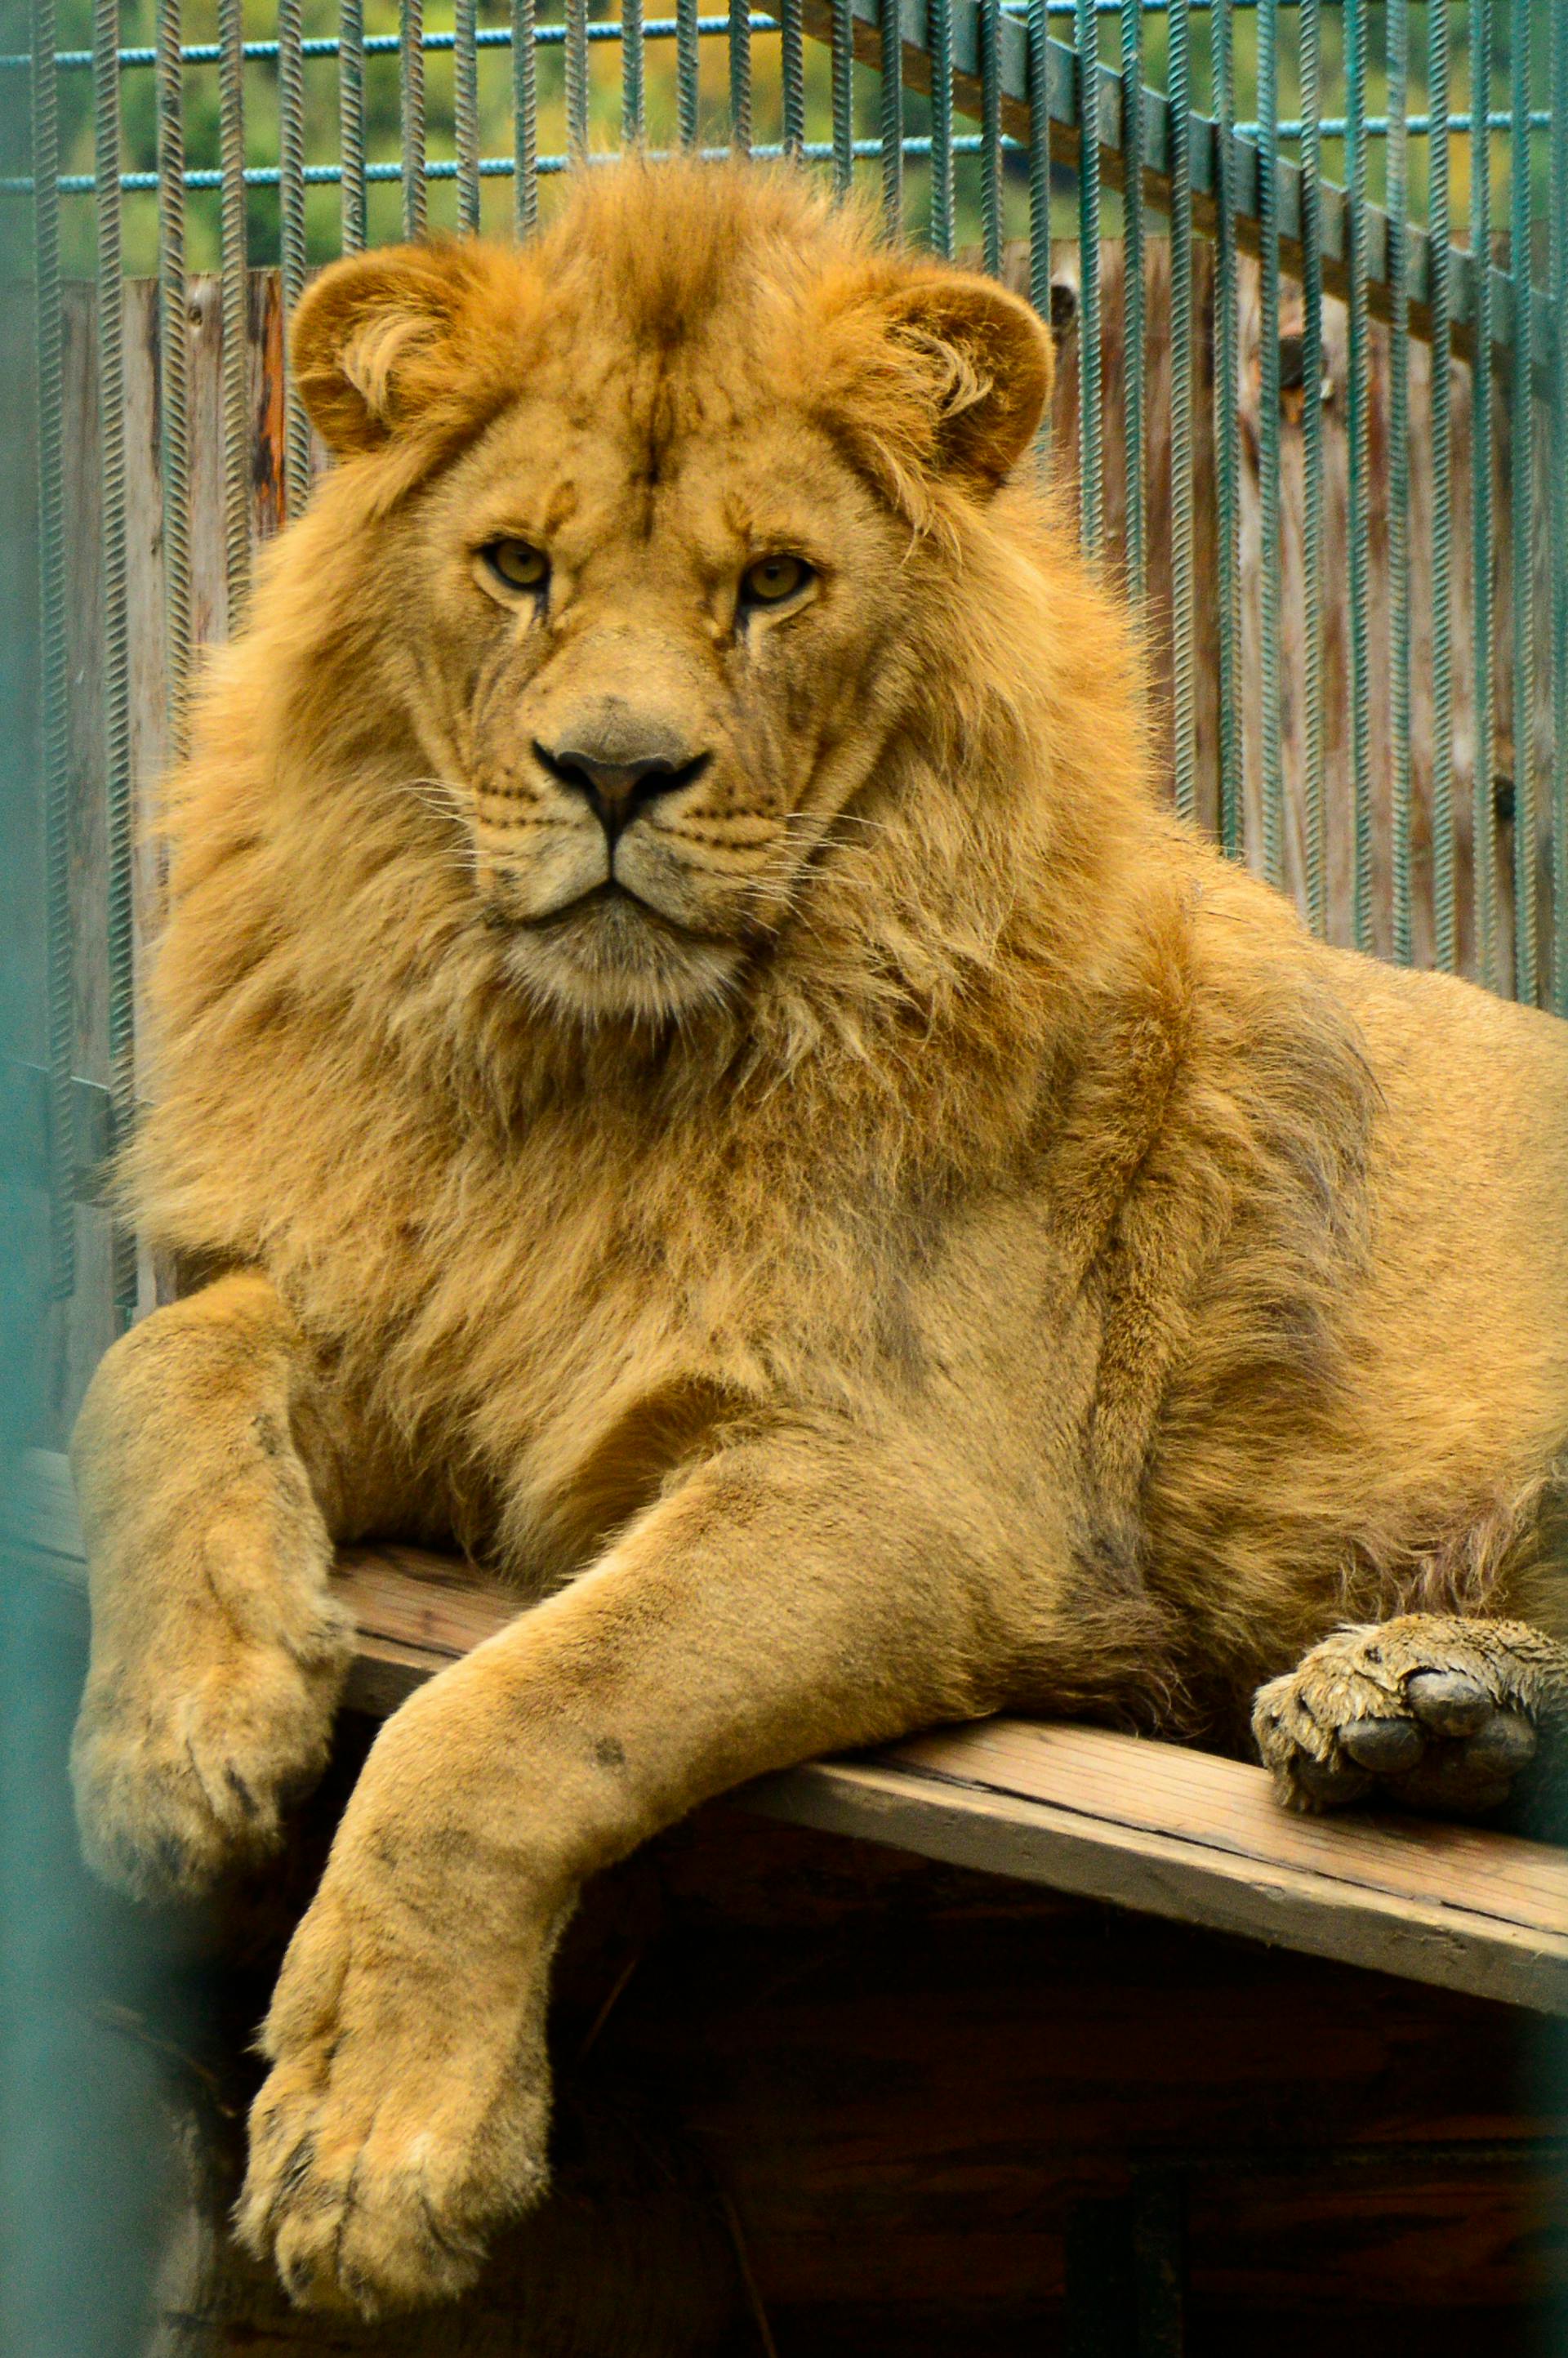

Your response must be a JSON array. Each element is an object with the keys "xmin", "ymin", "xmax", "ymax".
[
  {"xmin": 18, "ymin": 1454, "xmax": 1568, "ymax": 2013},
  {"xmin": 324, "ymin": 1535, "xmax": 1568, "ymax": 2018}
]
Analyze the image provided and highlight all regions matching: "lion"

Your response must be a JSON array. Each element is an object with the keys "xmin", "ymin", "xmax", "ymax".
[{"xmin": 69, "ymin": 159, "xmax": 1568, "ymax": 2317}]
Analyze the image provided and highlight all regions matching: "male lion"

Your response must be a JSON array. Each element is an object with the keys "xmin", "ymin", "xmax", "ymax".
[{"xmin": 71, "ymin": 160, "xmax": 1568, "ymax": 2315}]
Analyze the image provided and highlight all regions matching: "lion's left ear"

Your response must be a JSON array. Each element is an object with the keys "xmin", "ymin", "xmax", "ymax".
[{"xmin": 877, "ymin": 274, "xmax": 1054, "ymax": 490}]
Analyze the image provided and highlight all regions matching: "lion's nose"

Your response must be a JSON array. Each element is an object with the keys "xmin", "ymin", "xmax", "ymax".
[{"xmin": 532, "ymin": 733, "xmax": 711, "ymax": 846}]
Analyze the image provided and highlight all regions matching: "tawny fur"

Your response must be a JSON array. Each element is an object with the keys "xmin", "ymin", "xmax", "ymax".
[{"xmin": 69, "ymin": 161, "xmax": 1568, "ymax": 2317}]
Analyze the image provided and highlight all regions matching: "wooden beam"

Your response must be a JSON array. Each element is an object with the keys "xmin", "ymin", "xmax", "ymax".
[
  {"xmin": 17, "ymin": 1461, "xmax": 1568, "ymax": 2020},
  {"xmin": 328, "ymin": 1538, "xmax": 1568, "ymax": 2020}
]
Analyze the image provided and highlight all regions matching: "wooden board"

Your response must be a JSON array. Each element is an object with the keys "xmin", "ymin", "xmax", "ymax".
[
  {"xmin": 17, "ymin": 1455, "xmax": 1568, "ymax": 2018},
  {"xmin": 326, "ymin": 1535, "xmax": 1568, "ymax": 2021}
]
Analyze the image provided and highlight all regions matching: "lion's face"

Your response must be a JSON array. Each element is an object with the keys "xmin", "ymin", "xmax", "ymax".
[
  {"xmin": 291, "ymin": 166, "xmax": 1053, "ymax": 1025},
  {"xmin": 392, "ymin": 363, "xmax": 924, "ymax": 1023}
]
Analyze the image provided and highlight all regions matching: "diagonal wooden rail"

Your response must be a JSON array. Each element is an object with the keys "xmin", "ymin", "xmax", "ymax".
[
  {"xmin": 13, "ymin": 1456, "xmax": 1567, "ymax": 2020},
  {"xmin": 331, "ymin": 1538, "xmax": 1568, "ymax": 2020}
]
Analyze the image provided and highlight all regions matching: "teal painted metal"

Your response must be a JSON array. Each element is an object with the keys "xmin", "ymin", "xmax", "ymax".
[
  {"xmin": 220, "ymin": 0, "xmax": 249, "ymax": 646},
  {"xmin": 782, "ymin": 0, "xmax": 805, "ymax": 158},
  {"xmin": 1298, "ymin": 0, "xmax": 1326, "ymax": 932},
  {"xmin": 155, "ymin": 0, "xmax": 191, "ymax": 760},
  {"xmin": 1388, "ymin": 0, "xmax": 1412, "ymax": 962},
  {"xmin": 455, "ymin": 0, "xmax": 481, "ymax": 226},
  {"xmin": 1210, "ymin": 0, "xmax": 1241, "ymax": 858},
  {"xmin": 513, "ymin": 0, "xmax": 537, "ymax": 230},
  {"xmin": 731, "ymin": 0, "xmax": 753, "ymax": 154},
  {"xmin": 623, "ymin": 0, "xmax": 645, "ymax": 140},
  {"xmin": 1553, "ymin": 0, "xmax": 1568, "ymax": 1014},
  {"xmin": 400, "ymin": 0, "xmax": 425, "ymax": 233},
  {"xmin": 279, "ymin": 0, "xmax": 309, "ymax": 515},
  {"xmin": 1509, "ymin": 0, "xmax": 1536, "ymax": 1001},
  {"xmin": 1166, "ymin": 0, "xmax": 1196, "ymax": 826},
  {"xmin": 1119, "ymin": 0, "xmax": 1144, "ymax": 604},
  {"xmin": 32, "ymin": 0, "xmax": 72, "ymax": 1299},
  {"xmin": 1346, "ymin": 0, "xmax": 1373, "ymax": 948},
  {"xmin": 1256, "ymin": 0, "xmax": 1282, "ymax": 890},
  {"xmin": 677, "ymin": 0, "xmax": 699, "ymax": 146},
  {"xmin": 1428, "ymin": 0, "xmax": 1457, "ymax": 970},
  {"xmin": 1076, "ymin": 0, "xmax": 1102, "ymax": 550},
  {"xmin": 93, "ymin": 0, "xmax": 136, "ymax": 1321},
  {"xmin": 879, "ymin": 0, "xmax": 902, "ymax": 230},
  {"xmin": 339, "ymin": 0, "xmax": 366, "ymax": 249},
  {"xmin": 929, "ymin": 0, "xmax": 954, "ymax": 256},
  {"xmin": 566, "ymin": 0, "xmax": 589, "ymax": 160},
  {"xmin": 982, "ymin": 0, "xmax": 1002, "ymax": 274},
  {"xmin": 831, "ymin": 0, "xmax": 852, "ymax": 189},
  {"xmin": 1472, "ymin": 0, "xmax": 1498, "ymax": 987}
]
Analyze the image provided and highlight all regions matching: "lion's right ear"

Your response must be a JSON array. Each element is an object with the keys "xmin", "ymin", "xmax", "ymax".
[{"xmin": 291, "ymin": 241, "xmax": 530, "ymax": 458}]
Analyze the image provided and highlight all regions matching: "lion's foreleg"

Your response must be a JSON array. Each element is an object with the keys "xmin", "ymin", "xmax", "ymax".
[
  {"xmin": 70, "ymin": 1270, "xmax": 357, "ymax": 1900},
  {"xmin": 237, "ymin": 1426, "xmax": 1015, "ymax": 2316}
]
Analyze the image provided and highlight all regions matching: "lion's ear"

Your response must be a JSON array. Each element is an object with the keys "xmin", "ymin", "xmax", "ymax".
[
  {"xmin": 880, "ymin": 274, "xmax": 1054, "ymax": 490},
  {"xmin": 826, "ymin": 270, "xmax": 1053, "ymax": 506},
  {"xmin": 291, "ymin": 241, "xmax": 527, "ymax": 457}
]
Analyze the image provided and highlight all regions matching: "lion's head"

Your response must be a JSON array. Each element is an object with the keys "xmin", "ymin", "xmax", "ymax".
[{"xmin": 286, "ymin": 163, "xmax": 1058, "ymax": 1025}]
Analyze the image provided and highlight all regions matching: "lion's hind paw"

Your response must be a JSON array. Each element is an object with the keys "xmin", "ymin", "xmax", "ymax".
[{"xmin": 1252, "ymin": 1613, "xmax": 1568, "ymax": 1822}]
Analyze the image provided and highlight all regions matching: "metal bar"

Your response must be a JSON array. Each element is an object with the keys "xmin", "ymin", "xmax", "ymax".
[
  {"xmin": 880, "ymin": 0, "xmax": 902, "ymax": 230},
  {"xmin": 1472, "ymin": 0, "xmax": 1498, "ymax": 987},
  {"xmin": 278, "ymin": 0, "xmax": 309, "ymax": 518},
  {"xmin": 623, "ymin": 0, "xmax": 645, "ymax": 141},
  {"xmin": 340, "ymin": 0, "xmax": 367, "ymax": 250},
  {"xmin": 1258, "ymin": 0, "xmax": 1282, "ymax": 888},
  {"xmin": 1553, "ymin": 0, "xmax": 1568, "ymax": 1014},
  {"xmin": 1346, "ymin": 0, "xmax": 1373, "ymax": 946},
  {"xmin": 1167, "ymin": 0, "xmax": 1196, "ymax": 822},
  {"xmin": 1028, "ymin": 0, "xmax": 1052, "ymax": 450},
  {"xmin": 94, "ymin": 0, "xmax": 136, "ymax": 1320},
  {"xmin": 1508, "ymin": 0, "xmax": 1535, "ymax": 1001},
  {"xmin": 1388, "ymin": 0, "xmax": 1411, "ymax": 960},
  {"xmin": 513, "ymin": 0, "xmax": 537, "ymax": 234},
  {"xmin": 1075, "ymin": 0, "xmax": 1102, "ymax": 550},
  {"xmin": 155, "ymin": 0, "xmax": 192, "ymax": 764},
  {"xmin": 1120, "ymin": 0, "xmax": 1144, "ymax": 603},
  {"xmin": 676, "ymin": 0, "xmax": 700, "ymax": 146},
  {"xmin": 732, "ymin": 0, "xmax": 754, "ymax": 149},
  {"xmin": 33, "ymin": 0, "xmax": 72, "ymax": 1299},
  {"xmin": 782, "ymin": 0, "xmax": 805, "ymax": 157},
  {"xmin": 1298, "ymin": 0, "xmax": 1325, "ymax": 930},
  {"xmin": 401, "ymin": 0, "xmax": 426, "ymax": 235},
  {"xmin": 218, "ymin": 0, "xmax": 248, "ymax": 619},
  {"xmin": 831, "ymin": 0, "xmax": 851, "ymax": 187},
  {"xmin": 1211, "ymin": 0, "xmax": 1241, "ymax": 855},
  {"xmin": 1428, "ymin": 0, "xmax": 1455, "ymax": 969},
  {"xmin": 566, "ymin": 0, "xmax": 590, "ymax": 162},
  {"xmin": 930, "ymin": 0, "xmax": 955, "ymax": 254},
  {"xmin": 455, "ymin": 0, "xmax": 481, "ymax": 228},
  {"xmin": 982, "ymin": 0, "xmax": 1002, "ymax": 271}
]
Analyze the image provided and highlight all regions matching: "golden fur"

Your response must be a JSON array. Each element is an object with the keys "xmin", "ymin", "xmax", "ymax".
[{"xmin": 69, "ymin": 162, "xmax": 1568, "ymax": 2315}]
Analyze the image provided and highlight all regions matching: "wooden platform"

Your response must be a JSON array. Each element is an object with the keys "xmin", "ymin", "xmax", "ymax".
[{"xmin": 332, "ymin": 1538, "xmax": 1568, "ymax": 2020}]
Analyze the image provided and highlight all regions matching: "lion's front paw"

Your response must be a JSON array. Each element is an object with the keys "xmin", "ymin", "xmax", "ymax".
[
  {"xmin": 236, "ymin": 1878, "xmax": 553, "ymax": 2315},
  {"xmin": 72, "ymin": 1589, "xmax": 353, "ymax": 1901},
  {"xmin": 1253, "ymin": 1613, "xmax": 1567, "ymax": 1820}
]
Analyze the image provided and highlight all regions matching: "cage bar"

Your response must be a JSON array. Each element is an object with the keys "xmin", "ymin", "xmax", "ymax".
[{"xmin": 1428, "ymin": 0, "xmax": 1456, "ymax": 969}]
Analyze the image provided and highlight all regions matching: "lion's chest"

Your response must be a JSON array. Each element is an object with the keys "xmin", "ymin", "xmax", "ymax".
[{"xmin": 313, "ymin": 1122, "xmax": 844, "ymax": 1574}]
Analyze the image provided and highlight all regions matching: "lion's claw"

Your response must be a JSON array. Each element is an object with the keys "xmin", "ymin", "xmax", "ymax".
[{"xmin": 1253, "ymin": 1613, "xmax": 1566, "ymax": 1821}]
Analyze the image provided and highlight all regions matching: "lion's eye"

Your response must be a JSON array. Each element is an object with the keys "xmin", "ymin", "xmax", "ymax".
[
  {"xmin": 482, "ymin": 538, "xmax": 550, "ymax": 593},
  {"xmin": 740, "ymin": 554, "xmax": 813, "ymax": 608}
]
